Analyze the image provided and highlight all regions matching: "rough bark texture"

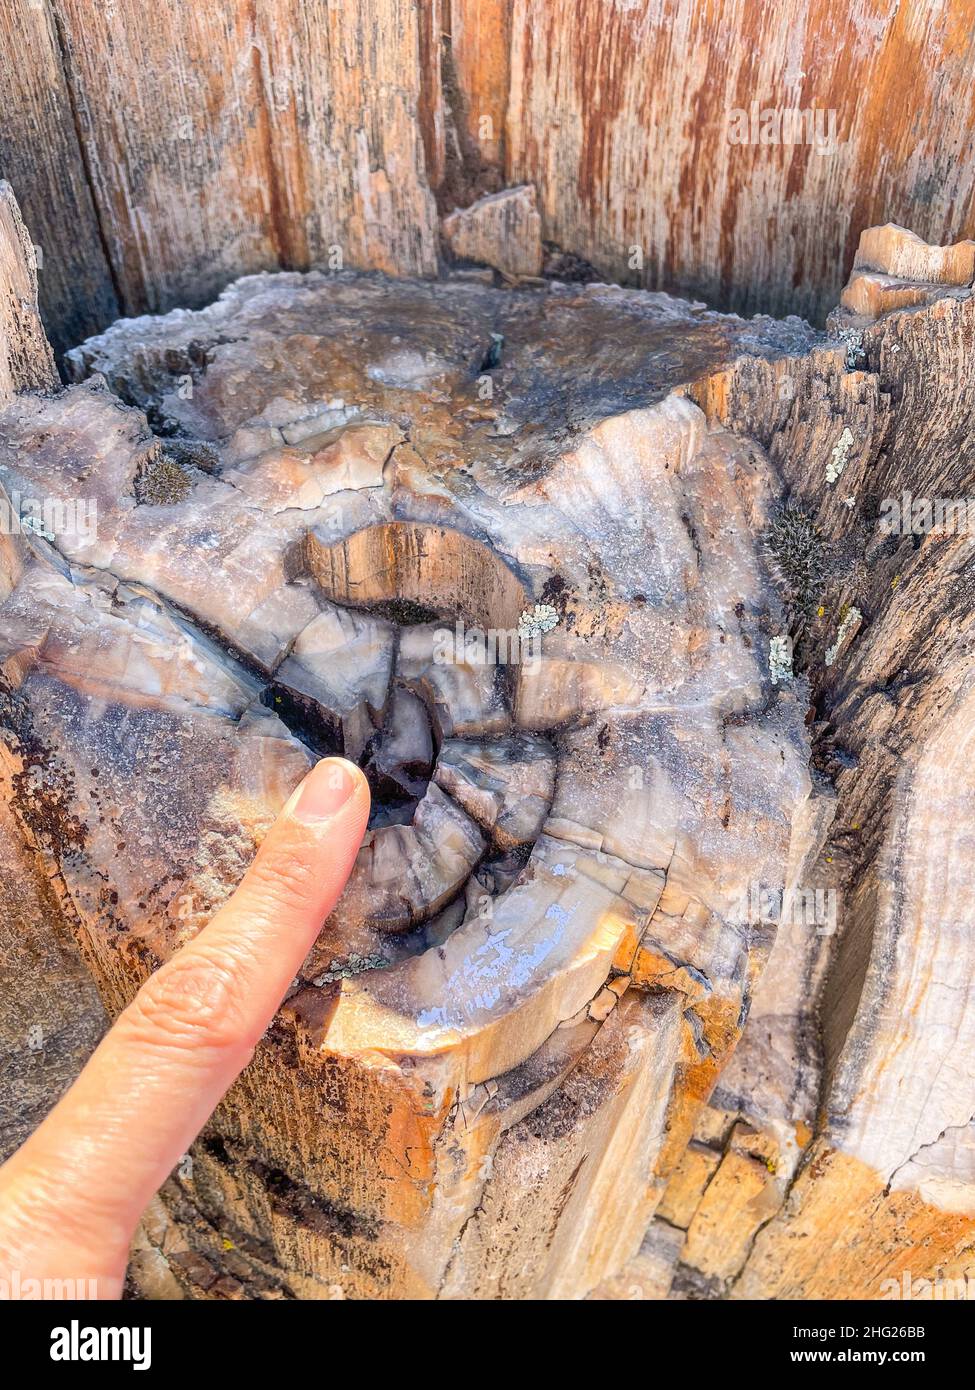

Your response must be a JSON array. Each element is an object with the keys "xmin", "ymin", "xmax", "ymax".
[
  {"xmin": 0, "ymin": 181, "xmax": 58, "ymax": 405},
  {"xmin": 670, "ymin": 241, "xmax": 975, "ymax": 1302},
  {"xmin": 2, "ymin": 0, "xmax": 975, "ymax": 363},
  {"xmin": 0, "ymin": 3, "xmax": 120, "ymax": 363},
  {"xmin": 2, "ymin": 163, "xmax": 974, "ymax": 1297},
  {"xmin": 0, "ymin": 196, "xmax": 104, "ymax": 1157}
]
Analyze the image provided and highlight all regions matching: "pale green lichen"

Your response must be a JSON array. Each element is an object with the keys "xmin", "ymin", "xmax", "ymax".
[
  {"xmin": 517, "ymin": 603, "xmax": 559, "ymax": 639},
  {"xmin": 826, "ymin": 606, "xmax": 862, "ymax": 666},
  {"xmin": 768, "ymin": 635, "xmax": 794, "ymax": 685},
  {"xmin": 21, "ymin": 515, "xmax": 56, "ymax": 541},
  {"xmin": 313, "ymin": 952, "xmax": 389, "ymax": 984},
  {"xmin": 827, "ymin": 427, "xmax": 855, "ymax": 484},
  {"xmin": 837, "ymin": 328, "xmax": 865, "ymax": 371}
]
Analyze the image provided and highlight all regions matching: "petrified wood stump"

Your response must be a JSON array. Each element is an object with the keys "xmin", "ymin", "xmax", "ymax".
[{"xmin": 1, "ymin": 198, "xmax": 974, "ymax": 1299}]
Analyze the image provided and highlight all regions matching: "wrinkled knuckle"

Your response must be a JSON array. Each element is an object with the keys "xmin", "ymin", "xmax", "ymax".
[
  {"xmin": 2, "ymin": 1161, "xmax": 130, "ymax": 1260},
  {"xmin": 124, "ymin": 949, "xmax": 246, "ymax": 1055},
  {"xmin": 245, "ymin": 843, "xmax": 320, "ymax": 921},
  {"xmin": 0, "ymin": 1163, "xmax": 71, "ymax": 1246}
]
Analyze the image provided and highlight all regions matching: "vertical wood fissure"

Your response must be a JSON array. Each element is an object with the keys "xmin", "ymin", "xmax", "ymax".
[{"xmin": 45, "ymin": 0, "xmax": 128, "ymax": 316}]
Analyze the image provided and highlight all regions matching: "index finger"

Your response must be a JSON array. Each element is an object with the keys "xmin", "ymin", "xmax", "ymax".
[{"xmin": 0, "ymin": 757, "xmax": 370, "ymax": 1288}]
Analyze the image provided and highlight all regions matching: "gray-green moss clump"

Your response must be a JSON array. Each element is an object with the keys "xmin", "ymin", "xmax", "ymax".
[
  {"xmin": 134, "ymin": 448, "xmax": 192, "ymax": 505},
  {"xmin": 764, "ymin": 506, "xmax": 826, "ymax": 618}
]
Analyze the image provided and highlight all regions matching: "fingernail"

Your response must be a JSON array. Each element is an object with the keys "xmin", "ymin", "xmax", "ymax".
[{"xmin": 289, "ymin": 758, "xmax": 358, "ymax": 824}]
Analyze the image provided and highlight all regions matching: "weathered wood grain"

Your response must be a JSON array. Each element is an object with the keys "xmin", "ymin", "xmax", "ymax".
[
  {"xmin": 2, "ymin": 1, "xmax": 974, "ymax": 352},
  {"xmin": 0, "ymin": 182, "xmax": 58, "ymax": 401},
  {"xmin": 449, "ymin": 0, "xmax": 510, "ymax": 173},
  {"xmin": 0, "ymin": 0, "xmax": 119, "ymax": 362},
  {"xmin": 37, "ymin": 0, "xmax": 438, "ymax": 321},
  {"xmin": 668, "ymin": 245, "xmax": 975, "ymax": 1301},
  {"xmin": 505, "ymin": 0, "xmax": 975, "ymax": 322}
]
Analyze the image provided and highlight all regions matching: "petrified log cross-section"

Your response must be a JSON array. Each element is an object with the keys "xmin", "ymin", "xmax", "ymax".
[
  {"xmin": 2, "ymin": 266, "xmax": 824, "ymax": 1298},
  {"xmin": 4, "ymin": 166, "xmax": 975, "ymax": 1301}
]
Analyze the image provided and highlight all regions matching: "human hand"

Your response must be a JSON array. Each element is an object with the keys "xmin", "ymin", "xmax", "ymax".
[{"xmin": 0, "ymin": 757, "xmax": 370, "ymax": 1299}]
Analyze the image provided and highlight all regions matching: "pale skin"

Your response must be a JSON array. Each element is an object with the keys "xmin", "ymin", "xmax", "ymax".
[{"xmin": 0, "ymin": 756, "xmax": 371, "ymax": 1299}]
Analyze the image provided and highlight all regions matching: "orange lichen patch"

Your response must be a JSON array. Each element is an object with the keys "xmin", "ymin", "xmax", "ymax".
[{"xmin": 795, "ymin": 1118, "xmax": 814, "ymax": 1149}]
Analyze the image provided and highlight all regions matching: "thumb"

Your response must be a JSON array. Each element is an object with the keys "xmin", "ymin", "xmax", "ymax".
[{"xmin": 0, "ymin": 757, "xmax": 370, "ymax": 1290}]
